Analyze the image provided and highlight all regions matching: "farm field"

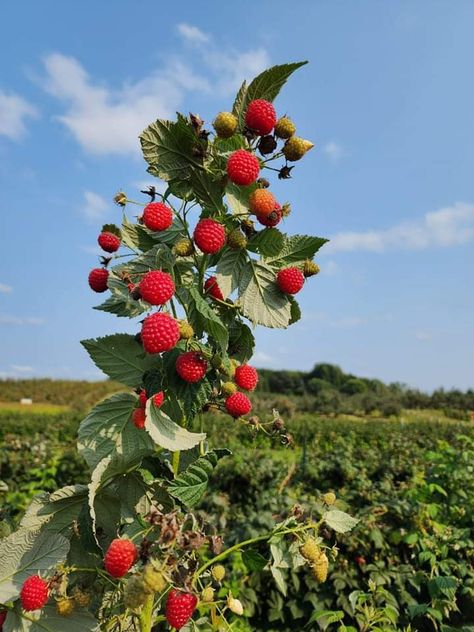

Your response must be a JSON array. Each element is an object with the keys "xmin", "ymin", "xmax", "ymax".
[{"xmin": 1, "ymin": 383, "xmax": 473, "ymax": 630}]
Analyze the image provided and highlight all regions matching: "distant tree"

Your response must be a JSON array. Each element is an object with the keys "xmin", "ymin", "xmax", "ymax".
[
  {"xmin": 306, "ymin": 377, "xmax": 332, "ymax": 395},
  {"xmin": 308, "ymin": 363, "xmax": 345, "ymax": 387},
  {"xmin": 341, "ymin": 378, "xmax": 367, "ymax": 395}
]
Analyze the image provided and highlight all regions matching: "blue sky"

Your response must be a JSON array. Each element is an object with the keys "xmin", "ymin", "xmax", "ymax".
[{"xmin": 1, "ymin": 1, "xmax": 473, "ymax": 391}]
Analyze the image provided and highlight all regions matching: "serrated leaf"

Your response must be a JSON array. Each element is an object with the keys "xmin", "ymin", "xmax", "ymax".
[
  {"xmin": 248, "ymin": 228, "xmax": 285, "ymax": 257},
  {"xmin": 121, "ymin": 216, "xmax": 157, "ymax": 251},
  {"xmin": 232, "ymin": 62, "xmax": 308, "ymax": 127},
  {"xmin": 307, "ymin": 609, "xmax": 345, "ymax": 626},
  {"xmin": 189, "ymin": 169, "xmax": 225, "ymax": 212},
  {"xmin": 4, "ymin": 603, "xmax": 100, "ymax": 632},
  {"xmin": 115, "ymin": 472, "xmax": 155, "ymax": 521},
  {"xmin": 225, "ymin": 182, "xmax": 257, "ymax": 216},
  {"xmin": 265, "ymin": 234, "xmax": 328, "ymax": 267},
  {"xmin": 0, "ymin": 531, "xmax": 69, "ymax": 602},
  {"xmin": 183, "ymin": 285, "xmax": 229, "ymax": 351},
  {"xmin": 227, "ymin": 321, "xmax": 255, "ymax": 362},
  {"xmin": 78, "ymin": 393, "xmax": 154, "ymax": 470},
  {"xmin": 239, "ymin": 260, "xmax": 291, "ymax": 328},
  {"xmin": 323, "ymin": 510, "xmax": 359, "ymax": 533},
  {"xmin": 140, "ymin": 116, "xmax": 203, "ymax": 182},
  {"xmin": 289, "ymin": 297, "xmax": 301, "ymax": 325},
  {"xmin": 20, "ymin": 485, "xmax": 87, "ymax": 535},
  {"xmin": 81, "ymin": 334, "xmax": 155, "ymax": 387},
  {"xmin": 242, "ymin": 549, "xmax": 267, "ymax": 571},
  {"xmin": 145, "ymin": 399, "xmax": 206, "ymax": 451},
  {"xmin": 215, "ymin": 248, "xmax": 249, "ymax": 299},
  {"xmin": 124, "ymin": 243, "xmax": 175, "ymax": 275},
  {"xmin": 168, "ymin": 449, "xmax": 231, "ymax": 507}
]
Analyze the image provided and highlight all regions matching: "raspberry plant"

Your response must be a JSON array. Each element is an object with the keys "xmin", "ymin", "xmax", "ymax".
[{"xmin": 0, "ymin": 62, "xmax": 358, "ymax": 631}]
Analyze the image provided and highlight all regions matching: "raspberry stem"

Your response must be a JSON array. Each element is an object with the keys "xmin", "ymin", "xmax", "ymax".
[{"xmin": 138, "ymin": 594, "xmax": 154, "ymax": 632}]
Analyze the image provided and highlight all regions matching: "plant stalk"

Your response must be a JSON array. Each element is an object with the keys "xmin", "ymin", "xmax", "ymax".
[{"xmin": 139, "ymin": 594, "xmax": 154, "ymax": 632}]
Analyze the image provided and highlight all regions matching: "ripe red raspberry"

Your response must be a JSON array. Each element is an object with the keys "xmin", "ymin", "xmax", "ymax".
[
  {"xmin": 139, "ymin": 270, "xmax": 175, "ymax": 305},
  {"xmin": 193, "ymin": 219, "xmax": 226, "ymax": 254},
  {"xmin": 256, "ymin": 208, "xmax": 282, "ymax": 227},
  {"xmin": 204, "ymin": 276, "xmax": 224, "ymax": 301},
  {"xmin": 249, "ymin": 189, "xmax": 277, "ymax": 217},
  {"xmin": 176, "ymin": 351, "xmax": 208, "ymax": 383},
  {"xmin": 98, "ymin": 231, "xmax": 121, "ymax": 253},
  {"xmin": 104, "ymin": 538, "xmax": 137, "ymax": 578},
  {"xmin": 138, "ymin": 390, "xmax": 148, "ymax": 407},
  {"xmin": 0, "ymin": 610, "xmax": 6, "ymax": 627},
  {"xmin": 165, "ymin": 589, "xmax": 198, "ymax": 631},
  {"xmin": 88, "ymin": 268, "xmax": 109, "ymax": 293},
  {"xmin": 142, "ymin": 202, "xmax": 173, "ymax": 232},
  {"xmin": 141, "ymin": 312, "xmax": 180, "ymax": 354},
  {"xmin": 245, "ymin": 99, "xmax": 277, "ymax": 135},
  {"xmin": 20, "ymin": 576, "xmax": 49, "ymax": 611},
  {"xmin": 132, "ymin": 407, "xmax": 146, "ymax": 429},
  {"xmin": 234, "ymin": 364, "xmax": 259, "ymax": 391},
  {"xmin": 276, "ymin": 267, "xmax": 305, "ymax": 295},
  {"xmin": 227, "ymin": 150, "xmax": 260, "ymax": 186},
  {"xmin": 152, "ymin": 391, "xmax": 164, "ymax": 408},
  {"xmin": 225, "ymin": 392, "xmax": 252, "ymax": 417}
]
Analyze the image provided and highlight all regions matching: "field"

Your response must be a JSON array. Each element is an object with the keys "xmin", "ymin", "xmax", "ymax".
[{"xmin": 1, "ymin": 382, "xmax": 474, "ymax": 631}]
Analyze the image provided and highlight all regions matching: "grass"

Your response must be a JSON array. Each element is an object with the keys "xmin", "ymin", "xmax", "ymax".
[{"xmin": 0, "ymin": 401, "xmax": 69, "ymax": 414}]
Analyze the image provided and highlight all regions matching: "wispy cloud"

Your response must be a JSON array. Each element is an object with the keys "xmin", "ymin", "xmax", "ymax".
[
  {"xmin": 322, "ymin": 141, "xmax": 347, "ymax": 163},
  {"xmin": 0, "ymin": 90, "xmax": 38, "ymax": 140},
  {"xmin": 39, "ymin": 31, "xmax": 269, "ymax": 156},
  {"xmin": 0, "ymin": 282, "xmax": 12, "ymax": 293},
  {"xmin": 326, "ymin": 202, "xmax": 474, "ymax": 253},
  {"xmin": 82, "ymin": 190, "xmax": 108, "ymax": 221},
  {"xmin": 0, "ymin": 314, "xmax": 44, "ymax": 325},
  {"xmin": 11, "ymin": 364, "xmax": 34, "ymax": 373}
]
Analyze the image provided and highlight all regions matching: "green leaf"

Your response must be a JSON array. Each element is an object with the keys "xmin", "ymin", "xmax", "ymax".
[
  {"xmin": 307, "ymin": 609, "xmax": 345, "ymax": 627},
  {"xmin": 225, "ymin": 182, "xmax": 257, "ymax": 216},
  {"xmin": 183, "ymin": 285, "xmax": 229, "ymax": 351},
  {"xmin": 265, "ymin": 234, "xmax": 328, "ymax": 267},
  {"xmin": 189, "ymin": 169, "xmax": 225, "ymax": 212},
  {"xmin": 0, "ymin": 530, "xmax": 69, "ymax": 602},
  {"xmin": 145, "ymin": 399, "xmax": 206, "ymax": 451},
  {"xmin": 115, "ymin": 471, "xmax": 155, "ymax": 522},
  {"xmin": 247, "ymin": 228, "xmax": 285, "ymax": 257},
  {"xmin": 242, "ymin": 549, "xmax": 267, "ymax": 571},
  {"xmin": 323, "ymin": 510, "xmax": 359, "ymax": 533},
  {"xmin": 78, "ymin": 393, "xmax": 154, "ymax": 470},
  {"xmin": 239, "ymin": 260, "xmax": 292, "ymax": 328},
  {"xmin": 81, "ymin": 334, "xmax": 155, "ymax": 387},
  {"xmin": 215, "ymin": 248, "xmax": 249, "ymax": 299},
  {"xmin": 289, "ymin": 297, "xmax": 301, "ymax": 325},
  {"xmin": 124, "ymin": 243, "xmax": 175, "ymax": 275},
  {"xmin": 232, "ymin": 62, "xmax": 308, "ymax": 127},
  {"xmin": 121, "ymin": 216, "xmax": 156, "ymax": 251},
  {"xmin": 140, "ymin": 115, "xmax": 202, "ymax": 182},
  {"xmin": 4, "ymin": 603, "xmax": 100, "ymax": 631},
  {"xmin": 227, "ymin": 321, "xmax": 255, "ymax": 362},
  {"xmin": 168, "ymin": 449, "xmax": 231, "ymax": 507},
  {"xmin": 20, "ymin": 485, "xmax": 87, "ymax": 536}
]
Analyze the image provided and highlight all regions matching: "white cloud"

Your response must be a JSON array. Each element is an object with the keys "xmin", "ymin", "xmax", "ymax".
[
  {"xmin": 326, "ymin": 202, "xmax": 474, "ymax": 253},
  {"xmin": 322, "ymin": 141, "xmax": 347, "ymax": 163},
  {"xmin": 177, "ymin": 23, "xmax": 210, "ymax": 44},
  {"xmin": 0, "ymin": 314, "xmax": 44, "ymax": 325},
  {"xmin": 0, "ymin": 282, "xmax": 12, "ymax": 293},
  {"xmin": 40, "ymin": 34, "xmax": 269, "ymax": 155},
  {"xmin": 82, "ymin": 190, "xmax": 108, "ymax": 221},
  {"xmin": 11, "ymin": 365, "xmax": 33, "ymax": 373},
  {"xmin": 0, "ymin": 90, "xmax": 38, "ymax": 140},
  {"xmin": 415, "ymin": 330, "xmax": 432, "ymax": 341}
]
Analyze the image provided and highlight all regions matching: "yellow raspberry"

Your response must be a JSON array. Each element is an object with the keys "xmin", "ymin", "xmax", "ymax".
[
  {"xmin": 124, "ymin": 575, "xmax": 152, "ymax": 609},
  {"xmin": 211, "ymin": 564, "xmax": 226, "ymax": 582},
  {"xmin": 143, "ymin": 564, "xmax": 167, "ymax": 593},
  {"xmin": 213, "ymin": 112, "xmax": 238, "ymax": 139},
  {"xmin": 227, "ymin": 596, "xmax": 244, "ymax": 615},
  {"xmin": 274, "ymin": 117, "xmax": 296, "ymax": 139},
  {"xmin": 227, "ymin": 228, "xmax": 247, "ymax": 250},
  {"xmin": 178, "ymin": 320, "xmax": 194, "ymax": 340},
  {"xmin": 300, "ymin": 537, "xmax": 321, "ymax": 563},
  {"xmin": 311, "ymin": 552, "xmax": 329, "ymax": 583},
  {"xmin": 56, "ymin": 597, "xmax": 75, "ymax": 617},
  {"xmin": 221, "ymin": 382, "xmax": 238, "ymax": 396},
  {"xmin": 283, "ymin": 137, "xmax": 314, "ymax": 162},
  {"xmin": 173, "ymin": 238, "xmax": 195, "ymax": 257},
  {"xmin": 322, "ymin": 491, "xmax": 336, "ymax": 505},
  {"xmin": 201, "ymin": 586, "xmax": 215, "ymax": 602}
]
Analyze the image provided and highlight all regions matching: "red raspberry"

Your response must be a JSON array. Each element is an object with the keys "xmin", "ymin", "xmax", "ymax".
[
  {"xmin": 98, "ymin": 231, "xmax": 121, "ymax": 253},
  {"xmin": 20, "ymin": 576, "xmax": 49, "ymax": 611},
  {"xmin": 193, "ymin": 219, "xmax": 226, "ymax": 254},
  {"xmin": 234, "ymin": 364, "xmax": 259, "ymax": 391},
  {"xmin": 142, "ymin": 202, "xmax": 173, "ymax": 232},
  {"xmin": 141, "ymin": 312, "xmax": 180, "ymax": 354},
  {"xmin": 138, "ymin": 390, "xmax": 148, "ymax": 407},
  {"xmin": 165, "ymin": 589, "xmax": 198, "ymax": 631},
  {"xmin": 152, "ymin": 391, "xmax": 164, "ymax": 408},
  {"xmin": 88, "ymin": 268, "xmax": 109, "ymax": 293},
  {"xmin": 204, "ymin": 276, "xmax": 224, "ymax": 301},
  {"xmin": 139, "ymin": 270, "xmax": 175, "ymax": 305},
  {"xmin": 256, "ymin": 208, "xmax": 282, "ymax": 227},
  {"xmin": 176, "ymin": 351, "xmax": 208, "ymax": 383},
  {"xmin": 245, "ymin": 99, "xmax": 276, "ymax": 135},
  {"xmin": 0, "ymin": 611, "xmax": 6, "ymax": 626},
  {"xmin": 104, "ymin": 538, "xmax": 137, "ymax": 578},
  {"xmin": 249, "ymin": 189, "xmax": 277, "ymax": 217},
  {"xmin": 225, "ymin": 392, "xmax": 252, "ymax": 417},
  {"xmin": 227, "ymin": 150, "xmax": 260, "ymax": 186},
  {"xmin": 276, "ymin": 267, "xmax": 305, "ymax": 295},
  {"xmin": 132, "ymin": 407, "xmax": 146, "ymax": 429}
]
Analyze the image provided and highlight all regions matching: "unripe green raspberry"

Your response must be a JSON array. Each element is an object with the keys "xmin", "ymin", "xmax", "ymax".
[
  {"xmin": 71, "ymin": 586, "xmax": 91, "ymax": 607},
  {"xmin": 311, "ymin": 552, "xmax": 329, "ymax": 583},
  {"xmin": 201, "ymin": 586, "xmax": 215, "ymax": 602},
  {"xmin": 274, "ymin": 117, "xmax": 296, "ymax": 139},
  {"xmin": 322, "ymin": 491, "xmax": 336, "ymax": 505},
  {"xmin": 124, "ymin": 575, "xmax": 151, "ymax": 609},
  {"xmin": 173, "ymin": 238, "xmax": 195, "ymax": 257},
  {"xmin": 221, "ymin": 381, "xmax": 238, "ymax": 397},
  {"xmin": 213, "ymin": 112, "xmax": 238, "ymax": 139},
  {"xmin": 178, "ymin": 320, "xmax": 194, "ymax": 340},
  {"xmin": 300, "ymin": 537, "xmax": 320, "ymax": 563},
  {"xmin": 229, "ymin": 359, "xmax": 240, "ymax": 377},
  {"xmin": 227, "ymin": 228, "xmax": 247, "ymax": 250},
  {"xmin": 114, "ymin": 191, "xmax": 127, "ymax": 206},
  {"xmin": 283, "ymin": 137, "xmax": 314, "ymax": 161},
  {"xmin": 211, "ymin": 564, "xmax": 226, "ymax": 582},
  {"xmin": 303, "ymin": 260, "xmax": 320, "ymax": 278},
  {"xmin": 56, "ymin": 597, "xmax": 75, "ymax": 617},
  {"xmin": 143, "ymin": 564, "xmax": 167, "ymax": 593}
]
